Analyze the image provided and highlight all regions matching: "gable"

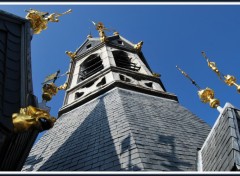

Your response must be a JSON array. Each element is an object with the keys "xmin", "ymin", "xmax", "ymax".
[{"xmin": 75, "ymin": 38, "xmax": 101, "ymax": 56}]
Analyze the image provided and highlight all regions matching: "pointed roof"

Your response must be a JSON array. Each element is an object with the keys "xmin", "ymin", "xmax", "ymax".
[
  {"xmin": 75, "ymin": 37, "xmax": 102, "ymax": 56},
  {"xmin": 74, "ymin": 33, "xmax": 137, "ymax": 57},
  {"xmin": 22, "ymin": 88, "xmax": 211, "ymax": 171}
]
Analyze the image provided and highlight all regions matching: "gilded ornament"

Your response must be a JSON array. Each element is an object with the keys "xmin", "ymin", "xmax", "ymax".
[
  {"xmin": 152, "ymin": 73, "xmax": 160, "ymax": 78},
  {"xmin": 198, "ymin": 88, "xmax": 220, "ymax": 108},
  {"xmin": 134, "ymin": 41, "xmax": 143, "ymax": 51},
  {"xmin": 12, "ymin": 106, "xmax": 56, "ymax": 133},
  {"xmin": 42, "ymin": 82, "xmax": 58, "ymax": 101},
  {"xmin": 92, "ymin": 21, "xmax": 108, "ymax": 42},
  {"xmin": 58, "ymin": 83, "xmax": 68, "ymax": 90},
  {"xmin": 66, "ymin": 51, "xmax": 77, "ymax": 60},
  {"xmin": 25, "ymin": 9, "xmax": 72, "ymax": 34},
  {"xmin": 176, "ymin": 65, "xmax": 220, "ymax": 109},
  {"xmin": 202, "ymin": 51, "xmax": 240, "ymax": 93}
]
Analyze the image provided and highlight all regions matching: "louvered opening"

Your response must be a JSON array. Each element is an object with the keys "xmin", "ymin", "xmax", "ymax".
[
  {"xmin": 112, "ymin": 51, "xmax": 140, "ymax": 71},
  {"xmin": 78, "ymin": 54, "xmax": 103, "ymax": 82}
]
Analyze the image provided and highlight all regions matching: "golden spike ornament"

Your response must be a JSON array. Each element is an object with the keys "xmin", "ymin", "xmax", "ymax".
[
  {"xmin": 12, "ymin": 106, "xmax": 56, "ymax": 133},
  {"xmin": 134, "ymin": 41, "xmax": 143, "ymax": 51},
  {"xmin": 176, "ymin": 65, "xmax": 220, "ymax": 109},
  {"xmin": 25, "ymin": 9, "xmax": 72, "ymax": 34},
  {"xmin": 176, "ymin": 65, "xmax": 201, "ymax": 90},
  {"xmin": 92, "ymin": 21, "xmax": 108, "ymax": 42},
  {"xmin": 202, "ymin": 51, "xmax": 240, "ymax": 93},
  {"xmin": 201, "ymin": 51, "xmax": 221, "ymax": 78}
]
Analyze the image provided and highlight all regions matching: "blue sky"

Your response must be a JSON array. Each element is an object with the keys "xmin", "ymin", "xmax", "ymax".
[{"xmin": 1, "ymin": 4, "xmax": 240, "ymax": 141}]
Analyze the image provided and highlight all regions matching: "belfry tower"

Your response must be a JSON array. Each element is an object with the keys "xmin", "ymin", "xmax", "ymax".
[{"xmin": 23, "ymin": 23, "xmax": 211, "ymax": 171}]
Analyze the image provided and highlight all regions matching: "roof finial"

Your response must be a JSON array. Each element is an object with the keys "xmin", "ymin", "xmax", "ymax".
[
  {"xmin": 111, "ymin": 28, "xmax": 119, "ymax": 36},
  {"xmin": 152, "ymin": 72, "xmax": 160, "ymax": 78},
  {"xmin": 87, "ymin": 27, "xmax": 92, "ymax": 38},
  {"xmin": 92, "ymin": 21, "xmax": 108, "ymax": 42},
  {"xmin": 113, "ymin": 31, "xmax": 119, "ymax": 36},
  {"xmin": 202, "ymin": 51, "xmax": 240, "ymax": 93},
  {"xmin": 134, "ymin": 41, "xmax": 143, "ymax": 52},
  {"xmin": 176, "ymin": 65, "xmax": 221, "ymax": 110}
]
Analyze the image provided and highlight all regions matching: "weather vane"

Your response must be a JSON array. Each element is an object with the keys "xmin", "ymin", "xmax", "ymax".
[
  {"xmin": 41, "ymin": 70, "xmax": 68, "ymax": 103},
  {"xmin": 176, "ymin": 65, "xmax": 222, "ymax": 111},
  {"xmin": 202, "ymin": 51, "xmax": 240, "ymax": 93},
  {"xmin": 25, "ymin": 9, "xmax": 72, "ymax": 34}
]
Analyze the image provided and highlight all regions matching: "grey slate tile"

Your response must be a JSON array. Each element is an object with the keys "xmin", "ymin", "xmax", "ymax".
[{"xmin": 24, "ymin": 88, "xmax": 210, "ymax": 171}]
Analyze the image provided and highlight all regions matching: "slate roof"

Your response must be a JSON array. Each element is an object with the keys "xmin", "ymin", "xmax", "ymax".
[
  {"xmin": 23, "ymin": 88, "xmax": 210, "ymax": 171},
  {"xmin": 200, "ymin": 103, "xmax": 240, "ymax": 171}
]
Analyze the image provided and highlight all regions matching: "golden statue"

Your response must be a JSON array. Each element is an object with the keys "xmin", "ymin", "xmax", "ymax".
[
  {"xmin": 12, "ymin": 106, "xmax": 56, "ymax": 133},
  {"xmin": 92, "ymin": 21, "xmax": 108, "ymax": 42},
  {"xmin": 176, "ymin": 65, "xmax": 220, "ymax": 109},
  {"xmin": 58, "ymin": 82, "xmax": 68, "ymax": 90},
  {"xmin": 66, "ymin": 51, "xmax": 77, "ymax": 60},
  {"xmin": 134, "ymin": 41, "xmax": 143, "ymax": 51},
  {"xmin": 25, "ymin": 9, "xmax": 72, "ymax": 34}
]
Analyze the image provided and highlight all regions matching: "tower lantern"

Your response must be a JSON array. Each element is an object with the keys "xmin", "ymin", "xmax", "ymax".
[{"xmin": 23, "ymin": 23, "xmax": 210, "ymax": 171}]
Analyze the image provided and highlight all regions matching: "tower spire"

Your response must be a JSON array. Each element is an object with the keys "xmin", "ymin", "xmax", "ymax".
[{"xmin": 22, "ymin": 23, "xmax": 212, "ymax": 172}]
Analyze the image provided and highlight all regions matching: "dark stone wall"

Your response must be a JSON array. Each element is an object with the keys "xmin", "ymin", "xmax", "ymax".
[
  {"xmin": 23, "ymin": 88, "xmax": 210, "ymax": 171},
  {"xmin": 0, "ymin": 10, "xmax": 38, "ymax": 171},
  {"xmin": 0, "ymin": 12, "xmax": 21, "ymax": 131}
]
